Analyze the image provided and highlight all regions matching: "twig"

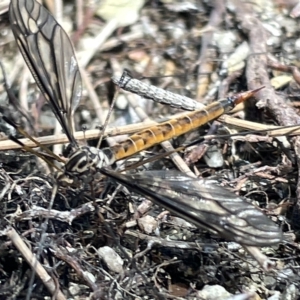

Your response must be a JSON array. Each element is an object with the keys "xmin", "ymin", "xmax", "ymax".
[
  {"xmin": 232, "ymin": 0, "xmax": 300, "ymax": 231},
  {"xmin": 3, "ymin": 227, "xmax": 66, "ymax": 300}
]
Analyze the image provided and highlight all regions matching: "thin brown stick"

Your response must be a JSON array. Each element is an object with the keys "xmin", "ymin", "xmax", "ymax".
[
  {"xmin": 4, "ymin": 227, "xmax": 66, "ymax": 300},
  {"xmin": 0, "ymin": 122, "xmax": 155, "ymax": 150},
  {"xmin": 1, "ymin": 115, "xmax": 299, "ymax": 151}
]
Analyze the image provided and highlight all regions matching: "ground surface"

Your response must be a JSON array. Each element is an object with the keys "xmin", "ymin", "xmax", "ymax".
[{"xmin": 0, "ymin": 0, "xmax": 299, "ymax": 299}]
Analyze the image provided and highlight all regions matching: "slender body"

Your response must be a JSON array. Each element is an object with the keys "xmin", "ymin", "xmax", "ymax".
[{"xmin": 103, "ymin": 89, "xmax": 257, "ymax": 162}]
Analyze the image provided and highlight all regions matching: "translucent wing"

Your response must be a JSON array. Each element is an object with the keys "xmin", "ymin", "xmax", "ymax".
[
  {"xmin": 101, "ymin": 168, "xmax": 283, "ymax": 246},
  {"xmin": 9, "ymin": 0, "xmax": 81, "ymax": 146}
]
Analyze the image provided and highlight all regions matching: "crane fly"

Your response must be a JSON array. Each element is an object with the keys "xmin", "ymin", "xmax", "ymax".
[
  {"xmin": 8, "ymin": 0, "xmax": 262, "ymax": 185},
  {"xmin": 6, "ymin": 0, "xmax": 282, "ymax": 246}
]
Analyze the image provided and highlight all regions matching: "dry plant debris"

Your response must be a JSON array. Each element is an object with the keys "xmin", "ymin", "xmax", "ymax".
[{"xmin": 0, "ymin": 0, "xmax": 300, "ymax": 299}]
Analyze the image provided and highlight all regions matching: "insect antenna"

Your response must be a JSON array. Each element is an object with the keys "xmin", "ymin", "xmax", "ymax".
[
  {"xmin": 7, "ymin": 135, "xmax": 63, "ymax": 172},
  {"xmin": 96, "ymin": 86, "xmax": 120, "ymax": 149},
  {"xmin": 2, "ymin": 116, "xmax": 65, "ymax": 164},
  {"xmin": 0, "ymin": 61, "xmax": 65, "ymax": 170}
]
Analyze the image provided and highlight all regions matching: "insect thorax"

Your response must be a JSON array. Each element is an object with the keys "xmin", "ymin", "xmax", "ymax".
[{"xmin": 57, "ymin": 146, "xmax": 114, "ymax": 186}]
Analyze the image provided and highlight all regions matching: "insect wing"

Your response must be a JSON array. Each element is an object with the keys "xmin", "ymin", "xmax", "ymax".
[
  {"xmin": 101, "ymin": 169, "xmax": 282, "ymax": 247},
  {"xmin": 9, "ymin": 0, "xmax": 81, "ymax": 145}
]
